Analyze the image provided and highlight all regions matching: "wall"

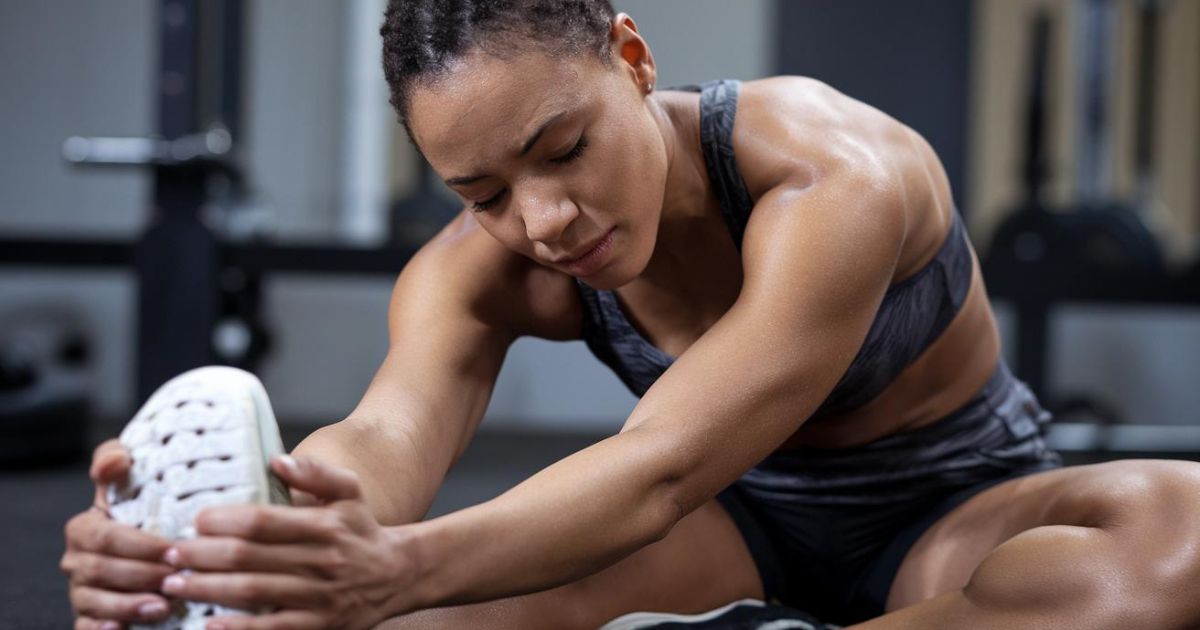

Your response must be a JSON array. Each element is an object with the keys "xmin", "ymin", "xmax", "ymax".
[
  {"xmin": 3, "ymin": 0, "xmax": 1194, "ymax": 435},
  {"xmin": 0, "ymin": 0, "xmax": 777, "ymax": 433},
  {"xmin": 970, "ymin": 0, "xmax": 1200, "ymax": 425}
]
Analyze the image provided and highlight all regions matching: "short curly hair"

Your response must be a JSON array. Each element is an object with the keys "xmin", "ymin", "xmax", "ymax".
[{"xmin": 380, "ymin": 0, "xmax": 617, "ymax": 139}]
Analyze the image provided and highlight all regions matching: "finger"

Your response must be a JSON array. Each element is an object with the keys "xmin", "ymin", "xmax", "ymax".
[
  {"xmin": 194, "ymin": 505, "xmax": 337, "ymax": 543},
  {"xmin": 271, "ymin": 455, "xmax": 361, "ymax": 502},
  {"xmin": 208, "ymin": 610, "xmax": 324, "ymax": 630},
  {"xmin": 71, "ymin": 585, "xmax": 170, "ymax": 624},
  {"xmin": 90, "ymin": 439, "xmax": 132, "ymax": 486},
  {"xmin": 162, "ymin": 572, "xmax": 324, "ymax": 610},
  {"xmin": 61, "ymin": 549, "xmax": 174, "ymax": 592},
  {"xmin": 74, "ymin": 617, "xmax": 116, "ymax": 630},
  {"xmin": 288, "ymin": 487, "xmax": 320, "ymax": 507},
  {"xmin": 66, "ymin": 510, "xmax": 172, "ymax": 560},
  {"xmin": 167, "ymin": 537, "xmax": 330, "ymax": 577},
  {"xmin": 90, "ymin": 440, "xmax": 132, "ymax": 510}
]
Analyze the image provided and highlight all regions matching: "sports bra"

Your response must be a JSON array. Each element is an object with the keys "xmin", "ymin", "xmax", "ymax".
[{"xmin": 575, "ymin": 79, "xmax": 972, "ymax": 419}]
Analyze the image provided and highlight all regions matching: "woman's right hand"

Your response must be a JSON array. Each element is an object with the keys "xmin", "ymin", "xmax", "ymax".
[{"xmin": 60, "ymin": 439, "xmax": 175, "ymax": 629}]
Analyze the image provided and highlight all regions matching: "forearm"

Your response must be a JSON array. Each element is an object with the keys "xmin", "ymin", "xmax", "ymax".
[
  {"xmin": 398, "ymin": 425, "xmax": 691, "ymax": 610},
  {"xmin": 293, "ymin": 418, "xmax": 450, "ymax": 525}
]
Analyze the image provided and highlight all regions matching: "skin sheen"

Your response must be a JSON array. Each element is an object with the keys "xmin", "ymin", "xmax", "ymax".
[{"xmin": 60, "ymin": 13, "xmax": 1200, "ymax": 630}]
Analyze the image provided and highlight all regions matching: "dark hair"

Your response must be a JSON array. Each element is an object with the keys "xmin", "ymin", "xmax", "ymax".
[{"xmin": 380, "ymin": 0, "xmax": 617, "ymax": 138}]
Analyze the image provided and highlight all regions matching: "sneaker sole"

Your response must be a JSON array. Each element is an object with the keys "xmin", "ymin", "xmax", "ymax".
[
  {"xmin": 599, "ymin": 599, "xmax": 830, "ymax": 630},
  {"xmin": 107, "ymin": 366, "xmax": 289, "ymax": 630}
]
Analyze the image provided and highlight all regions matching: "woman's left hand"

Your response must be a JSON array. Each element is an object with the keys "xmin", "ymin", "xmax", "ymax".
[{"xmin": 161, "ymin": 455, "xmax": 417, "ymax": 630}]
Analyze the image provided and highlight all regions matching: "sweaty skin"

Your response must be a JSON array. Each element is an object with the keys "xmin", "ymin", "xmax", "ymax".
[
  {"xmin": 404, "ymin": 56, "xmax": 1000, "ymax": 453},
  {"xmin": 63, "ymin": 12, "xmax": 1200, "ymax": 630},
  {"xmin": 62, "ymin": 12, "xmax": 985, "ymax": 625},
  {"xmin": 342, "ymin": 18, "xmax": 989, "ymax": 608}
]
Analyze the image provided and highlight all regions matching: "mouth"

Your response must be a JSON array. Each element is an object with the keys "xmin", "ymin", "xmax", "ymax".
[{"xmin": 555, "ymin": 228, "xmax": 616, "ymax": 277}]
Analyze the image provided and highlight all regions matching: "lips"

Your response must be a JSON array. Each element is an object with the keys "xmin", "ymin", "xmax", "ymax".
[
  {"xmin": 558, "ymin": 231, "xmax": 611, "ymax": 263},
  {"xmin": 555, "ymin": 228, "xmax": 616, "ymax": 277}
]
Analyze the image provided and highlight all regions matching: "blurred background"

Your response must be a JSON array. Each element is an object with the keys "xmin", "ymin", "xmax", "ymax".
[{"xmin": 1, "ymin": 0, "xmax": 1197, "ymax": 626}]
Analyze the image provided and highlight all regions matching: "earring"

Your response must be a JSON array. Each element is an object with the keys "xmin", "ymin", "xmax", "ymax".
[{"xmin": 646, "ymin": 82, "xmax": 654, "ymax": 94}]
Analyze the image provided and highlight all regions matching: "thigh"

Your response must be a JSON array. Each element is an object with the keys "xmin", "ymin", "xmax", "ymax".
[
  {"xmin": 377, "ymin": 499, "xmax": 763, "ymax": 630},
  {"xmin": 887, "ymin": 458, "xmax": 1200, "ymax": 611}
]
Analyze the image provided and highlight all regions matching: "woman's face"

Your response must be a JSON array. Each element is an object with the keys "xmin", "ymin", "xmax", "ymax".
[{"xmin": 407, "ymin": 40, "xmax": 667, "ymax": 290}]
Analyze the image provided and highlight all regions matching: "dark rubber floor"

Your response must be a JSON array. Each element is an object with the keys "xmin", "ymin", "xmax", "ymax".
[
  {"xmin": 1, "ymin": 422, "xmax": 601, "ymax": 629},
  {"xmin": 3, "ymin": 421, "xmax": 1188, "ymax": 629}
]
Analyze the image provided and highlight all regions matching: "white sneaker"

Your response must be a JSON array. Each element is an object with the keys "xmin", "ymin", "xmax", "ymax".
[
  {"xmin": 598, "ymin": 599, "xmax": 836, "ymax": 630},
  {"xmin": 107, "ymin": 366, "xmax": 289, "ymax": 630}
]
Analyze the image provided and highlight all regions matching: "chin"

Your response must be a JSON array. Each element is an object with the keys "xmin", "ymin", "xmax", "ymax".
[
  {"xmin": 576, "ymin": 270, "xmax": 629, "ymax": 291},
  {"xmin": 579, "ymin": 242, "xmax": 652, "ymax": 291}
]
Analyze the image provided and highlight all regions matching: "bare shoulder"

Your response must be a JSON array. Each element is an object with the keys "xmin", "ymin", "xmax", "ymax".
[
  {"xmin": 734, "ymin": 76, "xmax": 917, "ymax": 199},
  {"xmin": 393, "ymin": 211, "xmax": 582, "ymax": 342},
  {"xmin": 733, "ymin": 76, "xmax": 955, "ymax": 283},
  {"xmin": 727, "ymin": 77, "xmax": 913, "ymax": 298}
]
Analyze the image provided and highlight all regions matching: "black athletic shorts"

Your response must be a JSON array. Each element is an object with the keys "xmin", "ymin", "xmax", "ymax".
[{"xmin": 716, "ymin": 360, "xmax": 1062, "ymax": 625}]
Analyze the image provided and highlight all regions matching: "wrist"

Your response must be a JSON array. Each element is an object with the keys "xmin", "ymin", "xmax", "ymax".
[{"xmin": 382, "ymin": 520, "xmax": 446, "ymax": 614}]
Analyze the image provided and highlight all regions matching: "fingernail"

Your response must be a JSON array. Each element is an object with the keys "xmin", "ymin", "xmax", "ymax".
[
  {"xmin": 164, "ymin": 547, "xmax": 181, "ymax": 566},
  {"xmin": 162, "ymin": 574, "xmax": 185, "ymax": 594},
  {"xmin": 278, "ymin": 454, "xmax": 298, "ymax": 471},
  {"xmin": 139, "ymin": 600, "xmax": 168, "ymax": 618},
  {"xmin": 100, "ymin": 622, "xmax": 120, "ymax": 630}
]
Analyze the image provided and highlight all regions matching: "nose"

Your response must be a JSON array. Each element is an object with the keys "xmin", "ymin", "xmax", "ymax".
[{"xmin": 521, "ymin": 191, "xmax": 579, "ymax": 244}]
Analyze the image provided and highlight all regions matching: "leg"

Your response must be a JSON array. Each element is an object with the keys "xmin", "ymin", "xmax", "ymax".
[
  {"xmin": 860, "ymin": 459, "xmax": 1200, "ymax": 629},
  {"xmin": 377, "ymin": 500, "xmax": 762, "ymax": 629}
]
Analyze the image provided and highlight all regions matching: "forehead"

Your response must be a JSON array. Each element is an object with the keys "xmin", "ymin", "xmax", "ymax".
[{"xmin": 409, "ymin": 50, "xmax": 608, "ymax": 165}]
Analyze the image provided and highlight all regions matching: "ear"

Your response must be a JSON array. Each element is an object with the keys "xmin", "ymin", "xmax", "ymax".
[{"xmin": 609, "ymin": 12, "xmax": 657, "ymax": 96}]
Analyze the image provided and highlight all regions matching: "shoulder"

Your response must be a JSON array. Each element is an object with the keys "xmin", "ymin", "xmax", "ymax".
[
  {"xmin": 395, "ymin": 211, "xmax": 583, "ymax": 342},
  {"xmin": 732, "ymin": 76, "xmax": 955, "ymax": 286},
  {"xmin": 733, "ymin": 76, "xmax": 915, "ymax": 200},
  {"xmin": 733, "ymin": 76, "xmax": 912, "ymax": 240},
  {"xmin": 730, "ymin": 77, "xmax": 911, "ymax": 301}
]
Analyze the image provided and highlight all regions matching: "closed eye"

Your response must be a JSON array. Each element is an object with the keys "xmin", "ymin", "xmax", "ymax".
[
  {"xmin": 551, "ymin": 135, "xmax": 588, "ymax": 164},
  {"xmin": 471, "ymin": 135, "xmax": 588, "ymax": 212},
  {"xmin": 472, "ymin": 193, "xmax": 503, "ymax": 212}
]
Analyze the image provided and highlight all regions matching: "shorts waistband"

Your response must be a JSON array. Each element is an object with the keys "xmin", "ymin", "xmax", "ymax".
[{"xmin": 741, "ymin": 361, "xmax": 1052, "ymax": 502}]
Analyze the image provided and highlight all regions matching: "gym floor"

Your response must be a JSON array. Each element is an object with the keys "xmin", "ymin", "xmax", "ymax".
[
  {"xmin": 2, "ymin": 422, "xmax": 600, "ymax": 629},
  {"xmin": 6, "ymin": 422, "xmax": 1197, "ymax": 629}
]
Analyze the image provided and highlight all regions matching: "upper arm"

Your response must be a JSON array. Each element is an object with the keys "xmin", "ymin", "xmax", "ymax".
[
  {"xmin": 623, "ymin": 165, "xmax": 906, "ymax": 512},
  {"xmin": 349, "ymin": 213, "xmax": 580, "ymax": 470}
]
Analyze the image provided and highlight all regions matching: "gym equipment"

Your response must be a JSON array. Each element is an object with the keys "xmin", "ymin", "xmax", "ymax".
[
  {"xmin": 983, "ymin": 3, "xmax": 1198, "ymax": 418},
  {"xmin": 0, "ymin": 310, "xmax": 92, "ymax": 467},
  {"xmin": 0, "ymin": 0, "xmax": 422, "ymax": 408}
]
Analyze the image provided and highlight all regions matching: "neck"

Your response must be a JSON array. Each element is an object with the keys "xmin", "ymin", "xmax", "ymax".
[{"xmin": 636, "ymin": 91, "xmax": 723, "ymax": 291}]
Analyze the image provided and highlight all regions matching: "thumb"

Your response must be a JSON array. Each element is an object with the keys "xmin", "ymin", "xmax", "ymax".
[
  {"xmin": 90, "ymin": 439, "xmax": 131, "ymax": 484},
  {"xmin": 271, "ymin": 455, "xmax": 362, "ymax": 502},
  {"xmin": 90, "ymin": 439, "xmax": 131, "ymax": 510}
]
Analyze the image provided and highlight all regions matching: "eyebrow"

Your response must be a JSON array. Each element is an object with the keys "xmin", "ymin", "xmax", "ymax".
[{"xmin": 443, "ymin": 110, "xmax": 570, "ymax": 187}]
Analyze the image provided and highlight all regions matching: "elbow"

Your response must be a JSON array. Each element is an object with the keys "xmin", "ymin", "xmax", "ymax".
[
  {"xmin": 617, "ymin": 425, "xmax": 715, "ymax": 546},
  {"xmin": 640, "ymin": 472, "xmax": 695, "ymax": 546},
  {"xmin": 645, "ymin": 496, "xmax": 686, "ymax": 545}
]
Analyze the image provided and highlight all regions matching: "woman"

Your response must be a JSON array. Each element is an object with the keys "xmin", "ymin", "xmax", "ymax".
[{"xmin": 62, "ymin": 1, "xmax": 1200, "ymax": 629}]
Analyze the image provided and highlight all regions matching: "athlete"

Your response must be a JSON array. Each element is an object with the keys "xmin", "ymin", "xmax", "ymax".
[{"xmin": 62, "ymin": 2, "xmax": 1200, "ymax": 629}]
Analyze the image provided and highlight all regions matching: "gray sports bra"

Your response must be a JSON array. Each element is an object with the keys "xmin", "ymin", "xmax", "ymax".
[{"xmin": 575, "ymin": 79, "xmax": 972, "ymax": 419}]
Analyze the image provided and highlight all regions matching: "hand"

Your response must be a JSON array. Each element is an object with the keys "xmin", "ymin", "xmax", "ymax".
[
  {"xmin": 61, "ymin": 439, "xmax": 175, "ymax": 629},
  {"xmin": 161, "ymin": 455, "xmax": 416, "ymax": 630}
]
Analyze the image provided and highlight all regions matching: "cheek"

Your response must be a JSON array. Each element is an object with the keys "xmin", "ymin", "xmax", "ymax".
[
  {"xmin": 476, "ymin": 214, "xmax": 532, "ymax": 254},
  {"xmin": 600, "ymin": 122, "xmax": 667, "ymax": 216}
]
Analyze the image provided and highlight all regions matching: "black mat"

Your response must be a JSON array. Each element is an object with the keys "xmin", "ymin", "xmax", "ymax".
[
  {"xmin": 1, "ymin": 423, "xmax": 599, "ymax": 629},
  {"xmin": 5, "ymin": 422, "xmax": 1179, "ymax": 629}
]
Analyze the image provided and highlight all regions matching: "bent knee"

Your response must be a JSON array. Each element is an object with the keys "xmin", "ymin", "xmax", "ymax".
[
  {"xmin": 1020, "ymin": 461, "xmax": 1200, "ymax": 620},
  {"xmin": 963, "ymin": 524, "xmax": 1170, "ymax": 628},
  {"xmin": 1052, "ymin": 460, "xmax": 1200, "ymax": 529}
]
